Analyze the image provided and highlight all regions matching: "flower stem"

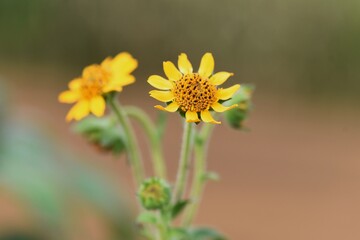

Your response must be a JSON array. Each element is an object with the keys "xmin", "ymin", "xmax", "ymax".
[
  {"xmin": 159, "ymin": 208, "xmax": 170, "ymax": 240},
  {"xmin": 174, "ymin": 122, "xmax": 195, "ymax": 202},
  {"xmin": 109, "ymin": 98, "xmax": 145, "ymax": 186},
  {"xmin": 124, "ymin": 106, "xmax": 167, "ymax": 179},
  {"xmin": 182, "ymin": 123, "xmax": 215, "ymax": 226}
]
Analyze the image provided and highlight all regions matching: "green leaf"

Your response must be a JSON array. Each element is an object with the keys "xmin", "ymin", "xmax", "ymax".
[
  {"xmin": 136, "ymin": 212, "xmax": 159, "ymax": 225},
  {"xmin": 73, "ymin": 116, "xmax": 126, "ymax": 155},
  {"xmin": 73, "ymin": 115, "xmax": 113, "ymax": 133},
  {"xmin": 189, "ymin": 227, "xmax": 227, "ymax": 240},
  {"xmin": 0, "ymin": 120, "xmax": 135, "ymax": 239},
  {"xmin": 169, "ymin": 228, "xmax": 190, "ymax": 240},
  {"xmin": 171, "ymin": 199, "xmax": 190, "ymax": 219},
  {"xmin": 169, "ymin": 227, "xmax": 227, "ymax": 240}
]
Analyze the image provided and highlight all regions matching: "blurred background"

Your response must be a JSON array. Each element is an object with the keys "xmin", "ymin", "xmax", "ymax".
[{"xmin": 0, "ymin": 0, "xmax": 360, "ymax": 239}]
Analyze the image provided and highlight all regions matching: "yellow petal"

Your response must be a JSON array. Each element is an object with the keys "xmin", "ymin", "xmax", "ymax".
[
  {"xmin": 178, "ymin": 53, "xmax": 193, "ymax": 75},
  {"xmin": 68, "ymin": 78, "xmax": 83, "ymax": 90},
  {"xmin": 58, "ymin": 91, "xmax": 80, "ymax": 103},
  {"xmin": 66, "ymin": 100, "xmax": 90, "ymax": 122},
  {"xmin": 198, "ymin": 53, "xmax": 214, "ymax": 78},
  {"xmin": 185, "ymin": 111, "xmax": 200, "ymax": 122},
  {"xmin": 200, "ymin": 110, "xmax": 221, "ymax": 124},
  {"xmin": 82, "ymin": 64, "xmax": 99, "ymax": 79},
  {"xmin": 65, "ymin": 107, "xmax": 76, "ymax": 122},
  {"xmin": 110, "ymin": 52, "xmax": 138, "ymax": 75},
  {"xmin": 103, "ymin": 75, "xmax": 135, "ymax": 93},
  {"xmin": 102, "ymin": 53, "xmax": 137, "ymax": 89},
  {"xmin": 149, "ymin": 90, "xmax": 175, "ymax": 102},
  {"xmin": 154, "ymin": 102, "xmax": 180, "ymax": 112},
  {"xmin": 211, "ymin": 102, "xmax": 238, "ymax": 112},
  {"xmin": 163, "ymin": 61, "xmax": 182, "ymax": 81},
  {"xmin": 216, "ymin": 84, "xmax": 240, "ymax": 100},
  {"xmin": 209, "ymin": 72, "xmax": 234, "ymax": 86},
  {"xmin": 115, "ymin": 74, "xmax": 135, "ymax": 88},
  {"xmin": 100, "ymin": 57, "xmax": 112, "ymax": 72},
  {"xmin": 148, "ymin": 75, "xmax": 173, "ymax": 90},
  {"xmin": 90, "ymin": 96, "xmax": 106, "ymax": 117},
  {"xmin": 117, "ymin": 75, "xmax": 135, "ymax": 86},
  {"xmin": 103, "ymin": 82, "xmax": 123, "ymax": 93}
]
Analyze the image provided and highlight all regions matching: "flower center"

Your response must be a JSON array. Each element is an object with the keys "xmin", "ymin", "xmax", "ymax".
[
  {"xmin": 80, "ymin": 65, "xmax": 111, "ymax": 99},
  {"xmin": 173, "ymin": 73, "xmax": 217, "ymax": 112},
  {"xmin": 142, "ymin": 184, "xmax": 164, "ymax": 200}
]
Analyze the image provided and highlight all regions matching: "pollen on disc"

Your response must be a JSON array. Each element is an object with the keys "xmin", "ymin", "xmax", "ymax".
[{"xmin": 172, "ymin": 73, "xmax": 217, "ymax": 112}]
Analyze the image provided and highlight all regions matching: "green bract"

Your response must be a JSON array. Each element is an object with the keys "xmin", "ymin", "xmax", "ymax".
[{"xmin": 138, "ymin": 177, "xmax": 171, "ymax": 210}]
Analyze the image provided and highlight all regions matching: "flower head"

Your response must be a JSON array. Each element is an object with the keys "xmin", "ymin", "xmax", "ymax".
[
  {"xmin": 148, "ymin": 53, "xmax": 240, "ymax": 124},
  {"xmin": 138, "ymin": 177, "xmax": 171, "ymax": 210},
  {"xmin": 59, "ymin": 52, "xmax": 137, "ymax": 121}
]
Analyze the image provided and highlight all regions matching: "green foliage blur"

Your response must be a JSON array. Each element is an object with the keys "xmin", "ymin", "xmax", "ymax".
[
  {"xmin": 74, "ymin": 116, "xmax": 127, "ymax": 155},
  {"xmin": 0, "ymin": 86, "xmax": 135, "ymax": 239},
  {"xmin": 0, "ymin": 0, "xmax": 359, "ymax": 101}
]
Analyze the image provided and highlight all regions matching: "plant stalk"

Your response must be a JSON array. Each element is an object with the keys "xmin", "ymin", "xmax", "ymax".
[
  {"xmin": 182, "ymin": 123, "xmax": 215, "ymax": 226},
  {"xmin": 173, "ymin": 122, "xmax": 195, "ymax": 202},
  {"xmin": 109, "ymin": 98, "xmax": 145, "ymax": 186},
  {"xmin": 124, "ymin": 106, "xmax": 167, "ymax": 179}
]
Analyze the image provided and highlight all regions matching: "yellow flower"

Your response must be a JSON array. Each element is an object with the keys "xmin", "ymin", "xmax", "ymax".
[
  {"xmin": 58, "ymin": 52, "xmax": 138, "ymax": 121},
  {"xmin": 148, "ymin": 53, "xmax": 240, "ymax": 124}
]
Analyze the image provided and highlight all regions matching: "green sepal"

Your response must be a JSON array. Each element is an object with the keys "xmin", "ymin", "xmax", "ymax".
[
  {"xmin": 73, "ymin": 115, "xmax": 126, "ymax": 155},
  {"xmin": 178, "ymin": 108, "xmax": 186, "ymax": 119},
  {"xmin": 223, "ymin": 84, "xmax": 255, "ymax": 130},
  {"xmin": 104, "ymin": 91, "xmax": 117, "ymax": 102},
  {"xmin": 171, "ymin": 199, "xmax": 190, "ymax": 219}
]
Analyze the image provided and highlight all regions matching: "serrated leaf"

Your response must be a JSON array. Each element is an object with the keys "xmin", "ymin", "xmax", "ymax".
[{"xmin": 171, "ymin": 199, "xmax": 190, "ymax": 219}]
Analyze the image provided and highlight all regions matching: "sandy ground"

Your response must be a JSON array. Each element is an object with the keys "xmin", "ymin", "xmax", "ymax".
[{"xmin": 1, "ymin": 65, "xmax": 360, "ymax": 239}]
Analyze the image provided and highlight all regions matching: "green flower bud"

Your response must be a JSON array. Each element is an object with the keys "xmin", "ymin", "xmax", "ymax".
[
  {"xmin": 224, "ymin": 84, "xmax": 254, "ymax": 130},
  {"xmin": 138, "ymin": 177, "xmax": 171, "ymax": 210}
]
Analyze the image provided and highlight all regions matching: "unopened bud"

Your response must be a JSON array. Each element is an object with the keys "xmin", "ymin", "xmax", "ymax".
[{"xmin": 138, "ymin": 177, "xmax": 171, "ymax": 210}]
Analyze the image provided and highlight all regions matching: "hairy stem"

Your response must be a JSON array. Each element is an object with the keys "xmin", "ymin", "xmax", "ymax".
[
  {"xmin": 109, "ymin": 98, "xmax": 145, "ymax": 186},
  {"xmin": 182, "ymin": 123, "xmax": 215, "ymax": 226},
  {"xmin": 125, "ymin": 106, "xmax": 167, "ymax": 179},
  {"xmin": 173, "ymin": 122, "xmax": 195, "ymax": 202}
]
